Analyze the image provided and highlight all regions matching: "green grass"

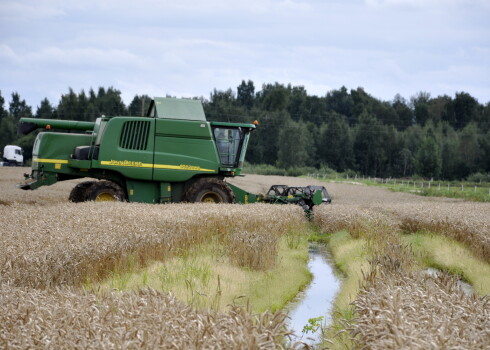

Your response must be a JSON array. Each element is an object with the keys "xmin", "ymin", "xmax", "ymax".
[
  {"xmin": 384, "ymin": 183, "xmax": 490, "ymax": 202},
  {"xmin": 327, "ymin": 231, "xmax": 370, "ymax": 310},
  {"xmin": 312, "ymin": 174, "xmax": 490, "ymax": 202},
  {"xmin": 89, "ymin": 235, "xmax": 311, "ymax": 313},
  {"xmin": 404, "ymin": 232, "xmax": 490, "ymax": 295}
]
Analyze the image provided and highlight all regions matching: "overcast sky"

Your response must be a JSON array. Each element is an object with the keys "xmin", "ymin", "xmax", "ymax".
[{"xmin": 1, "ymin": 0, "xmax": 489, "ymax": 110}]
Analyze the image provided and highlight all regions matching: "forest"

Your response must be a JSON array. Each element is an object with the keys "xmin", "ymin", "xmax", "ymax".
[{"xmin": 1, "ymin": 81, "xmax": 489, "ymax": 180}]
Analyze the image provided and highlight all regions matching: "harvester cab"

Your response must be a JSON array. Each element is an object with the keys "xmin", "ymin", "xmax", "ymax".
[{"xmin": 17, "ymin": 97, "xmax": 330, "ymax": 213}]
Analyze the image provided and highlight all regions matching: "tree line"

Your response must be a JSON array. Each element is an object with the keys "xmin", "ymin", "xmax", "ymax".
[{"xmin": 0, "ymin": 82, "xmax": 489, "ymax": 180}]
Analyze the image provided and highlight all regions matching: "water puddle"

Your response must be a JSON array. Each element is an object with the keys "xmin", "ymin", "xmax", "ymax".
[
  {"xmin": 284, "ymin": 244, "xmax": 341, "ymax": 346},
  {"xmin": 422, "ymin": 267, "xmax": 474, "ymax": 296}
]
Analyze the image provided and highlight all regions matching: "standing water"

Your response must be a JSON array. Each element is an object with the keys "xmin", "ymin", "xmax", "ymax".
[{"xmin": 285, "ymin": 244, "xmax": 341, "ymax": 346}]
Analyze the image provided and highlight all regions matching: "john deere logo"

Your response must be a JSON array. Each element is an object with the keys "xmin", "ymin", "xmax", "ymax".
[{"xmin": 106, "ymin": 160, "xmax": 143, "ymax": 167}]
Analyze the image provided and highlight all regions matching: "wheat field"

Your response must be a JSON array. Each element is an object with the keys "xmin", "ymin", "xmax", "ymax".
[
  {"xmin": 2, "ymin": 167, "xmax": 490, "ymax": 349},
  {"xmin": 1, "ymin": 168, "xmax": 309, "ymax": 349}
]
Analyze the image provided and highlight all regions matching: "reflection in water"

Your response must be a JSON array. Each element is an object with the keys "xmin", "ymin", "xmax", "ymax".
[{"xmin": 285, "ymin": 244, "xmax": 341, "ymax": 346}]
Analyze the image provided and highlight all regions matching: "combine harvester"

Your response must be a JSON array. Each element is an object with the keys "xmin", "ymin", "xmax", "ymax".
[{"xmin": 18, "ymin": 97, "xmax": 330, "ymax": 212}]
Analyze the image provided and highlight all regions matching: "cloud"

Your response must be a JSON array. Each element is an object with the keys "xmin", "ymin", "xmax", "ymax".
[
  {"xmin": 0, "ymin": 0, "xmax": 488, "ymax": 107},
  {"xmin": 0, "ymin": 1, "xmax": 65, "ymax": 21},
  {"xmin": 0, "ymin": 45, "xmax": 145, "ymax": 69},
  {"xmin": 364, "ymin": 0, "xmax": 490, "ymax": 11}
]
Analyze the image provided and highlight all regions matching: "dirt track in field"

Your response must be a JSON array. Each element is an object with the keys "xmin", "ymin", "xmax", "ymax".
[{"xmin": 0, "ymin": 167, "xmax": 463, "ymax": 207}]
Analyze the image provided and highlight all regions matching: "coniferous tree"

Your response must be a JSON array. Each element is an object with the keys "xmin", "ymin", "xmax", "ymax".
[
  {"xmin": 247, "ymin": 110, "xmax": 284, "ymax": 165},
  {"xmin": 411, "ymin": 92, "xmax": 431, "ymax": 126},
  {"xmin": 57, "ymin": 88, "xmax": 78, "ymax": 120},
  {"xmin": 319, "ymin": 114, "xmax": 353, "ymax": 171},
  {"xmin": 0, "ymin": 90, "xmax": 6, "ymax": 120},
  {"xmin": 84, "ymin": 103, "xmax": 100, "ymax": 121},
  {"xmin": 128, "ymin": 95, "xmax": 151, "ymax": 116},
  {"xmin": 353, "ymin": 111, "xmax": 386, "ymax": 176},
  {"xmin": 457, "ymin": 122, "xmax": 483, "ymax": 177},
  {"xmin": 480, "ymin": 103, "xmax": 490, "ymax": 133},
  {"xmin": 277, "ymin": 119, "xmax": 311, "ymax": 168},
  {"xmin": 237, "ymin": 80, "xmax": 255, "ymax": 110},
  {"xmin": 440, "ymin": 123, "xmax": 459, "ymax": 180},
  {"xmin": 97, "ymin": 87, "xmax": 126, "ymax": 116},
  {"xmin": 36, "ymin": 98, "xmax": 55, "ymax": 119},
  {"xmin": 453, "ymin": 92, "xmax": 480, "ymax": 129},
  {"xmin": 287, "ymin": 86, "xmax": 308, "ymax": 121},
  {"xmin": 382, "ymin": 125, "xmax": 403, "ymax": 177},
  {"xmin": 9, "ymin": 92, "xmax": 32, "ymax": 120},
  {"xmin": 415, "ymin": 127, "xmax": 442, "ymax": 179},
  {"xmin": 77, "ymin": 90, "xmax": 89, "ymax": 121},
  {"xmin": 258, "ymin": 83, "xmax": 289, "ymax": 111},
  {"xmin": 0, "ymin": 114, "xmax": 16, "ymax": 153},
  {"xmin": 392, "ymin": 94, "xmax": 413, "ymax": 130},
  {"xmin": 480, "ymin": 130, "xmax": 490, "ymax": 173},
  {"xmin": 325, "ymin": 86, "xmax": 353, "ymax": 120}
]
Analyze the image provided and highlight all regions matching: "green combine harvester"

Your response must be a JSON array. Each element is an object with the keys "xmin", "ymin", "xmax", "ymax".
[{"xmin": 18, "ymin": 97, "xmax": 330, "ymax": 212}]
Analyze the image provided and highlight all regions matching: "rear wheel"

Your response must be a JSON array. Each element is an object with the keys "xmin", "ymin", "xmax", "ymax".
[
  {"xmin": 184, "ymin": 177, "xmax": 235, "ymax": 203},
  {"xmin": 69, "ymin": 181, "xmax": 96, "ymax": 202},
  {"xmin": 84, "ymin": 181, "xmax": 126, "ymax": 202}
]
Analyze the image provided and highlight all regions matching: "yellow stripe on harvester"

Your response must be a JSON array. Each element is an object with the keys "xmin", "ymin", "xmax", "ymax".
[
  {"xmin": 33, "ymin": 158, "xmax": 69, "ymax": 164},
  {"xmin": 100, "ymin": 160, "xmax": 214, "ymax": 172}
]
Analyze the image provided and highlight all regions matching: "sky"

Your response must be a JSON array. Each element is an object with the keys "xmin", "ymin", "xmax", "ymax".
[{"xmin": 0, "ymin": 0, "xmax": 489, "ymax": 110}]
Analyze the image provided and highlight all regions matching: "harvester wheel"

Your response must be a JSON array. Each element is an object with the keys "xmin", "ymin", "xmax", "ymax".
[
  {"xmin": 184, "ymin": 177, "xmax": 235, "ymax": 203},
  {"xmin": 69, "ymin": 181, "xmax": 96, "ymax": 202},
  {"xmin": 85, "ymin": 181, "xmax": 126, "ymax": 202}
]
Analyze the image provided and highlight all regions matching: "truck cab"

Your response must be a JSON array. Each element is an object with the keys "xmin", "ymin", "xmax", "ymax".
[{"xmin": 2, "ymin": 145, "xmax": 23, "ymax": 166}]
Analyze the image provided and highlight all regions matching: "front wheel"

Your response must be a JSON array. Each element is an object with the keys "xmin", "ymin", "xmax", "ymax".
[
  {"xmin": 183, "ymin": 178, "xmax": 235, "ymax": 203},
  {"xmin": 84, "ymin": 181, "xmax": 126, "ymax": 202},
  {"xmin": 69, "ymin": 181, "xmax": 96, "ymax": 202}
]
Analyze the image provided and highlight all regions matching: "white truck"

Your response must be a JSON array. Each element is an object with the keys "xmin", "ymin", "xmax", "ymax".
[{"xmin": 1, "ymin": 145, "xmax": 23, "ymax": 166}]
